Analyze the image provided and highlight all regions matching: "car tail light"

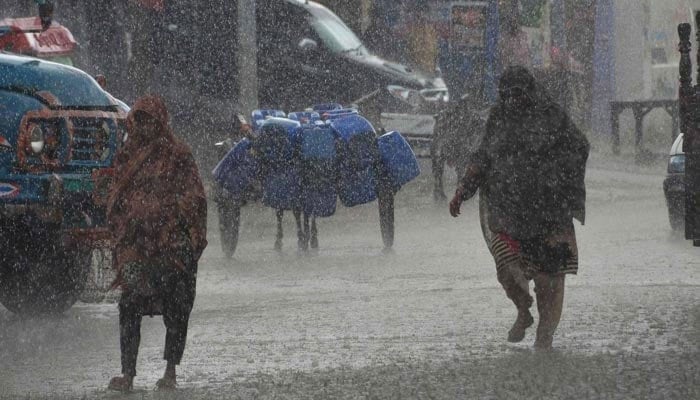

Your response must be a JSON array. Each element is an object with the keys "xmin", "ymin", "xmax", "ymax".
[{"xmin": 668, "ymin": 155, "xmax": 686, "ymax": 174}]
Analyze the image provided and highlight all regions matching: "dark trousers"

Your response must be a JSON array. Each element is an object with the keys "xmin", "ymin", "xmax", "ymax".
[{"xmin": 119, "ymin": 270, "xmax": 196, "ymax": 377}]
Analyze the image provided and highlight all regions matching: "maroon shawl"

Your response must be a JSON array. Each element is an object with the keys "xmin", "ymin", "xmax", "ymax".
[{"xmin": 106, "ymin": 95, "xmax": 207, "ymax": 286}]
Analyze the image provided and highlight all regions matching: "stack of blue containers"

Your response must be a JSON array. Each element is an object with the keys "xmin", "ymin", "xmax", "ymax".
[{"xmin": 212, "ymin": 105, "xmax": 421, "ymax": 216}]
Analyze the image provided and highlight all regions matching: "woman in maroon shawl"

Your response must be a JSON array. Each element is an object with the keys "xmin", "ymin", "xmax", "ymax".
[{"xmin": 106, "ymin": 95, "xmax": 207, "ymax": 391}]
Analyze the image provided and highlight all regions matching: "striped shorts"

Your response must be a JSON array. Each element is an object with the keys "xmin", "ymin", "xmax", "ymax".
[{"xmin": 479, "ymin": 197, "xmax": 579, "ymax": 277}]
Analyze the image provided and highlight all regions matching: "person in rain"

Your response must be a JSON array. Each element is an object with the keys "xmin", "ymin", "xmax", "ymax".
[
  {"xmin": 106, "ymin": 95, "xmax": 208, "ymax": 390},
  {"xmin": 449, "ymin": 66, "xmax": 589, "ymax": 350}
]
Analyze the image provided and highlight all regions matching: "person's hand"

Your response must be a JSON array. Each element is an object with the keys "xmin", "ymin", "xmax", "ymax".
[{"xmin": 449, "ymin": 188, "xmax": 464, "ymax": 218}]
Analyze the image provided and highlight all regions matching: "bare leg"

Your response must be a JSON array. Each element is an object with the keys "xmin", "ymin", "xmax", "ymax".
[
  {"xmin": 480, "ymin": 200, "xmax": 533, "ymax": 342},
  {"xmin": 533, "ymin": 273, "xmax": 566, "ymax": 350},
  {"xmin": 275, "ymin": 209, "xmax": 284, "ymax": 251},
  {"xmin": 498, "ymin": 264, "xmax": 534, "ymax": 342}
]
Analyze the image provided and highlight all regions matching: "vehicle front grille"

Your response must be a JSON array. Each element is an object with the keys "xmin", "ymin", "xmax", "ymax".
[{"xmin": 69, "ymin": 117, "xmax": 117, "ymax": 164}]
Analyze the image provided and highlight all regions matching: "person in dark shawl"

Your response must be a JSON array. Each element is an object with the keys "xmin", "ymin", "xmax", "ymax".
[
  {"xmin": 106, "ymin": 95, "xmax": 208, "ymax": 390},
  {"xmin": 449, "ymin": 66, "xmax": 589, "ymax": 350}
]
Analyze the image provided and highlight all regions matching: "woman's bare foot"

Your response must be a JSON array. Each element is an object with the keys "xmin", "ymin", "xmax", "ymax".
[
  {"xmin": 534, "ymin": 335, "xmax": 553, "ymax": 351},
  {"xmin": 108, "ymin": 375, "xmax": 134, "ymax": 391},
  {"xmin": 156, "ymin": 363, "xmax": 177, "ymax": 390},
  {"xmin": 155, "ymin": 377, "xmax": 177, "ymax": 390},
  {"xmin": 507, "ymin": 309, "xmax": 534, "ymax": 343}
]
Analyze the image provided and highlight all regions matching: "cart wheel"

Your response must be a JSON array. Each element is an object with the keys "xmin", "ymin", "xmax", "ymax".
[
  {"xmin": 378, "ymin": 183, "xmax": 395, "ymax": 249},
  {"xmin": 218, "ymin": 200, "xmax": 241, "ymax": 258}
]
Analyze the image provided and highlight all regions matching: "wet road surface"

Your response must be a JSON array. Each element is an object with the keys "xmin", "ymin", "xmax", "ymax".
[{"xmin": 1, "ymin": 152, "xmax": 698, "ymax": 399}]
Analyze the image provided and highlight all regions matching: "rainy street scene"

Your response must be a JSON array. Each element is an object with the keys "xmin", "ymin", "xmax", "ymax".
[{"xmin": 0, "ymin": 0, "xmax": 699, "ymax": 398}]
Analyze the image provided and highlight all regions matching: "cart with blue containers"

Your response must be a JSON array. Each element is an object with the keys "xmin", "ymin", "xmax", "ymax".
[
  {"xmin": 331, "ymin": 114, "xmax": 420, "ymax": 248},
  {"xmin": 213, "ymin": 106, "xmax": 420, "ymax": 256},
  {"xmin": 212, "ymin": 109, "xmax": 289, "ymax": 257}
]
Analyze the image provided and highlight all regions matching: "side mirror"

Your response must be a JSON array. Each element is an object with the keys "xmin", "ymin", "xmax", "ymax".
[{"xmin": 298, "ymin": 38, "xmax": 318, "ymax": 52}]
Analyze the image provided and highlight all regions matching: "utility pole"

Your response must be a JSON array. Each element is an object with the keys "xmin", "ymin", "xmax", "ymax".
[{"xmin": 237, "ymin": 0, "xmax": 259, "ymax": 115}]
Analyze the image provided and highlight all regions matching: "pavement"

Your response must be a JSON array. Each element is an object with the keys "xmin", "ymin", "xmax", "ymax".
[{"xmin": 0, "ymin": 148, "xmax": 698, "ymax": 399}]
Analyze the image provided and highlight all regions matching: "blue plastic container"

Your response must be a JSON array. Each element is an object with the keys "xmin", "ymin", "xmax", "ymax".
[
  {"xmin": 299, "ymin": 126, "xmax": 338, "ymax": 217},
  {"xmin": 331, "ymin": 115, "xmax": 379, "ymax": 207},
  {"xmin": 212, "ymin": 139, "xmax": 259, "ymax": 199},
  {"xmin": 262, "ymin": 168, "xmax": 302, "ymax": 210},
  {"xmin": 251, "ymin": 109, "xmax": 286, "ymax": 132},
  {"xmin": 288, "ymin": 111, "xmax": 321, "ymax": 125},
  {"xmin": 257, "ymin": 117, "xmax": 300, "ymax": 162},
  {"xmin": 377, "ymin": 131, "xmax": 421, "ymax": 189},
  {"xmin": 258, "ymin": 118, "xmax": 302, "ymax": 210}
]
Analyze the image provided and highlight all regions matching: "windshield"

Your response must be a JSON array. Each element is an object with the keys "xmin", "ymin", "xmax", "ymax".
[
  {"xmin": 0, "ymin": 56, "xmax": 114, "ymax": 108},
  {"xmin": 310, "ymin": 7, "xmax": 368, "ymax": 55}
]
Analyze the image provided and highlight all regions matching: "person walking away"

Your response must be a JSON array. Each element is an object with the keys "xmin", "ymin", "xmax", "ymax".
[
  {"xmin": 449, "ymin": 66, "xmax": 589, "ymax": 350},
  {"xmin": 106, "ymin": 95, "xmax": 208, "ymax": 390}
]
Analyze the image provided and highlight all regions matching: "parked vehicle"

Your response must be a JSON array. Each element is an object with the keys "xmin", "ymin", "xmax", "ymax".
[
  {"xmin": 0, "ymin": 52, "xmax": 127, "ymax": 314},
  {"xmin": 664, "ymin": 133, "xmax": 685, "ymax": 232},
  {"xmin": 255, "ymin": 0, "xmax": 448, "ymax": 112}
]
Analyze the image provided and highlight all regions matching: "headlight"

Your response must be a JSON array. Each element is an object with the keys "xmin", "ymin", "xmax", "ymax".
[
  {"xmin": 668, "ymin": 154, "xmax": 685, "ymax": 173},
  {"xmin": 29, "ymin": 124, "xmax": 45, "ymax": 154}
]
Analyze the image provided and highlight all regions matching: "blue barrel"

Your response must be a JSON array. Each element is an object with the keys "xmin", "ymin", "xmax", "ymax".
[
  {"xmin": 212, "ymin": 139, "xmax": 259, "ymax": 199},
  {"xmin": 377, "ymin": 131, "xmax": 421, "ymax": 189},
  {"xmin": 258, "ymin": 118, "xmax": 302, "ymax": 210},
  {"xmin": 299, "ymin": 126, "xmax": 338, "ymax": 217},
  {"xmin": 331, "ymin": 115, "xmax": 378, "ymax": 207}
]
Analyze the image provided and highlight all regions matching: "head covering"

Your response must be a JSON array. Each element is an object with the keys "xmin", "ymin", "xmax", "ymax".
[
  {"xmin": 498, "ymin": 66, "xmax": 535, "ymax": 92},
  {"xmin": 497, "ymin": 66, "xmax": 554, "ymax": 114},
  {"xmin": 125, "ymin": 95, "xmax": 172, "ymax": 142},
  {"xmin": 107, "ymin": 95, "xmax": 207, "ymax": 288}
]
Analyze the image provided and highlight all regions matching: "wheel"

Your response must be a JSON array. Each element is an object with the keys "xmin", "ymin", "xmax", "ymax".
[
  {"xmin": 669, "ymin": 204, "xmax": 685, "ymax": 232},
  {"xmin": 0, "ymin": 220, "xmax": 90, "ymax": 315},
  {"xmin": 218, "ymin": 198, "xmax": 241, "ymax": 258},
  {"xmin": 666, "ymin": 193, "xmax": 685, "ymax": 232}
]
